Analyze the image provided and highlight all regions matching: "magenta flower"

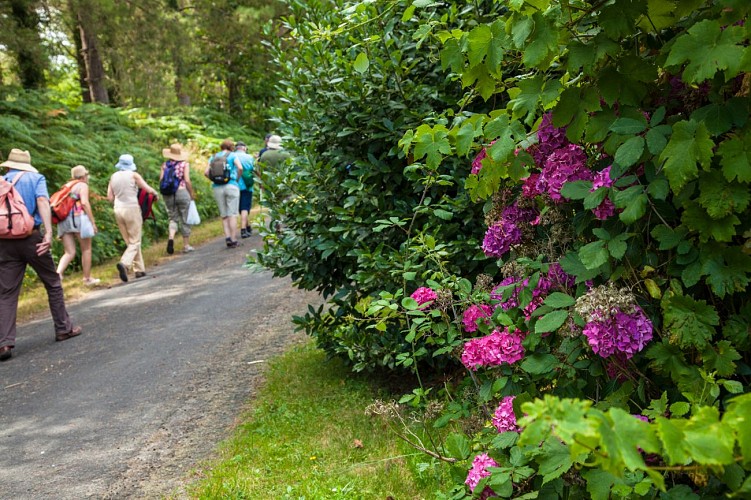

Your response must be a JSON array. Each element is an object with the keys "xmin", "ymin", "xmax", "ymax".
[
  {"xmin": 541, "ymin": 144, "xmax": 592, "ymax": 202},
  {"xmin": 472, "ymin": 148, "xmax": 487, "ymax": 174},
  {"xmin": 466, "ymin": 453, "xmax": 499, "ymax": 494},
  {"xmin": 582, "ymin": 308, "xmax": 653, "ymax": 359},
  {"xmin": 482, "ymin": 219, "xmax": 522, "ymax": 258},
  {"xmin": 591, "ymin": 166, "xmax": 616, "ymax": 220},
  {"xmin": 462, "ymin": 304, "xmax": 493, "ymax": 333},
  {"xmin": 410, "ymin": 287, "xmax": 437, "ymax": 309},
  {"xmin": 461, "ymin": 328, "xmax": 525, "ymax": 370},
  {"xmin": 492, "ymin": 396, "xmax": 520, "ymax": 433}
]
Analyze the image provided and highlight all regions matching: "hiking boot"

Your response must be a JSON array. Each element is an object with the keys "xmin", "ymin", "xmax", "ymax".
[
  {"xmin": 0, "ymin": 346, "xmax": 12, "ymax": 361},
  {"xmin": 240, "ymin": 228, "xmax": 249, "ymax": 239},
  {"xmin": 135, "ymin": 272, "xmax": 147, "ymax": 279},
  {"xmin": 167, "ymin": 239, "xmax": 174, "ymax": 255},
  {"xmin": 56, "ymin": 325, "xmax": 82, "ymax": 342},
  {"xmin": 227, "ymin": 240, "xmax": 239, "ymax": 248},
  {"xmin": 246, "ymin": 226, "xmax": 252, "ymax": 236}
]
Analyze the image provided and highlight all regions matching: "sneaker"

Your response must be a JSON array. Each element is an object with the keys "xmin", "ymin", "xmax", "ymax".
[
  {"xmin": 227, "ymin": 240, "xmax": 239, "ymax": 248},
  {"xmin": 183, "ymin": 246, "xmax": 195, "ymax": 253},
  {"xmin": 116, "ymin": 263, "xmax": 128, "ymax": 282},
  {"xmin": 83, "ymin": 277, "xmax": 101, "ymax": 286},
  {"xmin": 240, "ymin": 229, "xmax": 250, "ymax": 239},
  {"xmin": 167, "ymin": 239, "xmax": 174, "ymax": 255},
  {"xmin": 135, "ymin": 272, "xmax": 147, "ymax": 279},
  {"xmin": 246, "ymin": 226, "xmax": 252, "ymax": 236},
  {"xmin": 56, "ymin": 325, "xmax": 82, "ymax": 342}
]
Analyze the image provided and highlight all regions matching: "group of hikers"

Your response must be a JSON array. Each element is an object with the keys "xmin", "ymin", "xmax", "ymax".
[{"xmin": 0, "ymin": 134, "xmax": 289, "ymax": 362}]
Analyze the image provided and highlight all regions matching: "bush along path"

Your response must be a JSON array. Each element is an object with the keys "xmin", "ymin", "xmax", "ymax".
[
  {"xmin": 0, "ymin": 234, "xmax": 320, "ymax": 499},
  {"xmin": 255, "ymin": 1, "xmax": 751, "ymax": 498}
]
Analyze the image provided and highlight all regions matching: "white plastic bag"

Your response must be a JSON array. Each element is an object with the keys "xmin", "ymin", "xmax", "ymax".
[
  {"xmin": 79, "ymin": 214, "xmax": 95, "ymax": 239},
  {"xmin": 185, "ymin": 200, "xmax": 201, "ymax": 225}
]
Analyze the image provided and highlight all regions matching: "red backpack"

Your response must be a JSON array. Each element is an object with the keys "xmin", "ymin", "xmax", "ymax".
[
  {"xmin": 0, "ymin": 172, "xmax": 35, "ymax": 239},
  {"xmin": 50, "ymin": 179, "xmax": 81, "ymax": 224}
]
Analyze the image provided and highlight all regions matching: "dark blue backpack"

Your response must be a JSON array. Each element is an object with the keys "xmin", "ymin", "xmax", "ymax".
[{"xmin": 159, "ymin": 161, "xmax": 181, "ymax": 195}]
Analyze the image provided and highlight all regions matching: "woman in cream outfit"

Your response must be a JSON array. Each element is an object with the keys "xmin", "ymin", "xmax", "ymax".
[
  {"xmin": 107, "ymin": 154, "xmax": 159, "ymax": 282},
  {"xmin": 56, "ymin": 165, "xmax": 99, "ymax": 285}
]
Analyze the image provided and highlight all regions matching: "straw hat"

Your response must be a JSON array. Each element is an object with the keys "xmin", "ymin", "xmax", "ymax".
[
  {"xmin": 71, "ymin": 165, "xmax": 88, "ymax": 179},
  {"xmin": 0, "ymin": 148, "xmax": 38, "ymax": 172},
  {"xmin": 267, "ymin": 135, "xmax": 283, "ymax": 150},
  {"xmin": 115, "ymin": 154, "xmax": 137, "ymax": 171},
  {"xmin": 162, "ymin": 143, "xmax": 189, "ymax": 161}
]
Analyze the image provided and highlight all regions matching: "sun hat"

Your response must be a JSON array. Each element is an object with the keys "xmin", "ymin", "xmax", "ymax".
[
  {"xmin": 0, "ymin": 148, "xmax": 39, "ymax": 172},
  {"xmin": 162, "ymin": 143, "xmax": 189, "ymax": 161},
  {"xmin": 115, "ymin": 154, "xmax": 137, "ymax": 171},
  {"xmin": 267, "ymin": 135, "xmax": 283, "ymax": 150},
  {"xmin": 71, "ymin": 165, "xmax": 88, "ymax": 179}
]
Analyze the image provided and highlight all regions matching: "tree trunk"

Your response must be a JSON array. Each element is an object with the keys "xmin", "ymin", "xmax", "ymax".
[
  {"xmin": 9, "ymin": 0, "xmax": 47, "ymax": 89},
  {"xmin": 67, "ymin": 2, "xmax": 91, "ymax": 103},
  {"xmin": 76, "ymin": 7, "xmax": 109, "ymax": 104}
]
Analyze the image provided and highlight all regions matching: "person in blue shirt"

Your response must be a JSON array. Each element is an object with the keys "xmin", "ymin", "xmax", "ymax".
[
  {"xmin": 0, "ymin": 148, "xmax": 82, "ymax": 361},
  {"xmin": 233, "ymin": 141, "xmax": 255, "ymax": 238},
  {"xmin": 205, "ymin": 139, "xmax": 242, "ymax": 248}
]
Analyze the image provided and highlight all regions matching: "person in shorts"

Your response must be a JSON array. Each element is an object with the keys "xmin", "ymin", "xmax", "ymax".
[
  {"xmin": 205, "ymin": 139, "xmax": 242, "ymax": 248},
  {"xmin": 56, "ymin": 165, "xmax": 100, "ymax": 285}
]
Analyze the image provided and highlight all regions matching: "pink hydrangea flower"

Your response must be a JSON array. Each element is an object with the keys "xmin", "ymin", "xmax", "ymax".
[
  {"xmin": 462, "ymin": 304, "xmax": 493, "ymax": 333},
  {"xmin": 466, "ymin": 453, "xmax": 499, "ymax": 494},
  {"xmin": 410, "ymin": 287, "xmax": 437, "ymax": 309},
  {"xmin": 591, "ymin": 166, "xmax": 616, "ymax": 220},
  {"xmin": 492, "ymin": 396, "xmax": 520, "ymax": 433},
  {"xmin": 472, "ymin": 148, "xmax": 487, "ymax": 174},
  {"xmin": 541, "ymin": 144, "xmax": 592, "ymax": 202},
  {"xmin": 461, "ymin": 328, "xmax": 525, "ymax": 370},
  {"xmin": 582, "ymin": 308, "xmax": 653, "ymax": 359}
]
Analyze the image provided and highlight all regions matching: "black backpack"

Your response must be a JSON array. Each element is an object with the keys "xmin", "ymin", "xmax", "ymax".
[
  {"xmin": 159, "ymin": 161, "xmax": 181, "ymax": 195},
  {"xmin": 208, "ymin": 152, "xmax": 231, "ymax": 185}
]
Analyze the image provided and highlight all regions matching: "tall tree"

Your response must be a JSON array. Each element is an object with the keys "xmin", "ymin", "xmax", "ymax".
[
  {"xmin": 6, "ymin": 0, "xmax": 48, "ymax": 88},
  {"xmin": 68, "ymin": 0, "xmax": 108, "ymax": 103}
]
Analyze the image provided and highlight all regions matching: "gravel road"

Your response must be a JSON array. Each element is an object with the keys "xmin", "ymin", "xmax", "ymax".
[{"xmin": 0, "ymin": 234, "xmax": 321, "ymax": 499}]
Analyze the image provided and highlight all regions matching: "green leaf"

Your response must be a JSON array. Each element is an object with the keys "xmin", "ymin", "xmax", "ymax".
[
  {"xmin": 697, "ymin": 171, "xmax": 750, "ymax": 218},
  {"xmin": 412, "ymin": 124, "xmax": 451, "ymax": 168},
  {"xmin": 718, "ymin": 132, "xmax": 751, "ymax": 183},
  {"xmin": 669, "ymin": 402, "xmax": 690, "ymax": 417},
  {"xmin": 401, "ymin": 297, "xmax": 419, "ymax": 310},
  {"xmin": 684, "ymin": 406, "xmax": 735, "ymax": 464},
  {"xmin": 655, "ymin": 416, "xmax": 691, "ymax": 465},
  {"xmin": 521, "ymin": 353, "xmax": 559, "ymax": 375},
  {"xmin": 560, "ymin": 180, "xmax": 593, "ymax": 200},
  {"xmin": 353, "ymin": 52, "xmax": 370, "ymax": 73},
  {"xmin": 682, "ymin": 202, "xmax": 740, "ymax": 242},
  {"xmin": 445, "ymin": 433, "xmax": 470, "ymax": 460},
  {"xmin": 659, "ymin": 120, "xmax": 714, "ymax": 192},
  {"xmin": 543, "ymin": 292, "xmax": 575, "ymax": 309},
  {"xmin": 662, "ymin": 293, "xmax": 719, "ymax": 349},
  {"xmin": 538, "ymin": 438, "xmax": 573, "ymax": 485},
  {"xmin": 579, "ymin": 241, "xmax": 609, "ymax": 270},
  {"xmin": 433, "ymin": 208, "xmax": 453, "ymax": 220},
  {"xmin": 664, "ymin": 20, "xmax": 745, "ymax": 83},
  {"xmin": 610, "ymin": 117, "xmax": 646, "ymax": 135},
  {"xmin": 650, "ymin": 225, "xmax": 689, "ymax": 250},
  {"xmin": 522, "ymin": 13, "xmax": 558, "ymax": 68},
  {"xmin": 645, "ymin": 127, "xmax": 668, "ymax": 155},
  {"xmin": 535, "ymin": 311, "xmax": 569, "ymax": 334}
]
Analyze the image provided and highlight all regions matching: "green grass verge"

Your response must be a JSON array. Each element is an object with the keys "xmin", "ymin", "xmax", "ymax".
[{"xmin": 186, "ymin": 342, "xmax": 447, "ymax": 499}]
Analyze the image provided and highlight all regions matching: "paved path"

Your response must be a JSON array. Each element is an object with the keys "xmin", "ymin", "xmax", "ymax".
[{"xmin": 0, "ymin": 234, "xmax": 320, "ymax": 499}]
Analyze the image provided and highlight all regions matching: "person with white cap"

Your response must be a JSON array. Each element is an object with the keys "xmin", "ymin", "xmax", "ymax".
[
  {"xmin": 56, "ymin": 165, "xmax": 100, "ymax": 285},
  {"xmin": 0, "ymin": 148, "xmax": 83, "ymax": 361},
  {"xmin": 160, "ymin": 143, "xmax": 195, "ymax": 254},
  {"xmin": 257, "ymin": 134, "xmax": 290, "ymax": 170},
  {"xmin": 107, "ymin": 153, "xmax": 159, "ymax": 282}
]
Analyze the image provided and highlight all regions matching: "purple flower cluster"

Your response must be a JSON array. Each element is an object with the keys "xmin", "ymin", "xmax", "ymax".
[
  {"xmin": 531, "ymin": 113, "xmax": 568, "ymax": 166},
  {"xmin": 482, "ymin": 203, "xmax": 539, "ymax": 259},
  {"xmin": 582, "ymin": 308, "xmax": 653, "ymax": 359},
  {"xmin": 461, "ymin": 328, "xmax": 525, "ymax": 370},
  {"xmin": 466, "ymin": 453, "xmax": 499, "ymax": 495},
  {"xmin": 410, "ymin": 286, "xmax": 437, "ymax": 309},
  {"xmin": 540, "ymin": 144, "xmax": 592, "ymax": 202},
  {"xmin": 591, "ymin": 166, "xmax": 616, "ymax": 220},
  {"xmin": 462, "ymin": 304, "xmax": 493, "ymax": 333},
  {"xmin": 491, "ymin": 276, "xmax": 526, "ymax": 311},
  {"xmin": 492, "ymin": 396, "xmax": 520, "ymax": 433}
]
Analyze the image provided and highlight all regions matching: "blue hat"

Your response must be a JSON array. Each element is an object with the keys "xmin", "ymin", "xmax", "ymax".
[{"xmin": 115, "ymin": 154, "xmax": 136, "ymax": 171}]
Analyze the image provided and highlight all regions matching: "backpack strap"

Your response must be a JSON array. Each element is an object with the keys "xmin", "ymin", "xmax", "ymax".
[{"xmin": 9, "ymin": 171, "xmax": 26, "ymax": 186}]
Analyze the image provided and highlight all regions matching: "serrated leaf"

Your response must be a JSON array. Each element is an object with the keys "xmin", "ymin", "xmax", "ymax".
[
  {"xmin": 669, "ymin": 402, "xmax": 690, "ymax": 417},
  {"xmin": 610, "ymin": 117, "xmax": 647, "ymax": 135},
  {"xmin": 718, "ymin": 132, "xmax": 751, "ymax": 183},
  {"xmin": 543, "ymin": 292, "xmax": 575, "ymax": 309},
  {"xmin": 697, "ymin": 171, "xmax": 750, "ymax": 218},
  {"xmin": 445, "ymin": 433, "xmax": 470, "ymax": 460},
  {"xmin": 579, "ymin": 240, "xmax": 609, "ymax": 270},
  {"xmin": 412, "ymin": 124, "xmax": 451, "ymax": 168},
  {"xmin": 659, "ymin": 120, "xmax": 714, "ymax": 192},
  {"xmin": 662, "ymin": 293, "xmax": 719, "ymax": 349},
  {"xmin": 560, "ymin": 180, "xmax": 593, "ymax": 200},
  {"xmin": 664, "ymin": 20, "xmax": 745, "ymax": 83},
  {"xmin": 433, "ymin": 208, "xmax": 453, "ymax": 220},
  {"xmin": 682, "ymin": 202, "xmax": 740, "ymax": 242},
  {"xmin": 535, "ymin": 310, "xmax": 569, "ymax": 334},
  {"xmin": 521, "ymin": 353, "xmax": 559, "ymax": 374},
  {"xmin": 538, "ymin": 438, "xmax": 572, "ymax": 484},
  {"xmin": 646, "ymin": 127, "xmax": 668, "ymax": 155}
]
